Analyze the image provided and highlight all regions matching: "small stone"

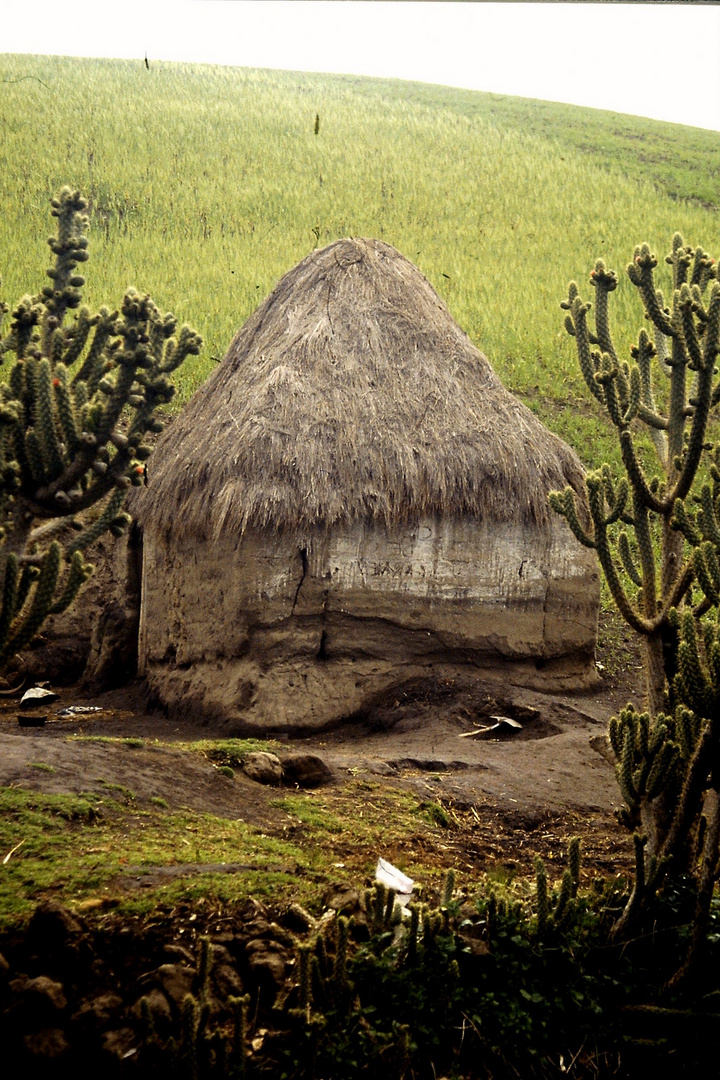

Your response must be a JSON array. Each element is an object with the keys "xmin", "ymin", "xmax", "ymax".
[
  {"xmin": 131, "ymin": 987, "xmax": 172, "ymax": 1033},
  {"xmin": 21, "ymin": 686, "xmax": 59, "ymax": 705},
  {"xmin": 281, "ymin": 753, "xmax": 333, "ymax": 788},
  {"xmin": 161, "ymin": 943, "xmax": 194, "ymax": 965},
  {"xmin": 282, "ymin": 903, "xmax": 316, "ymax": 933},
  {"xmin": 73, "ymin": 991, "xmax": 124, "ymax": 1029},
  {"xmin": 23, "ymin": 1026, "xmax": 69, "ymax": 1059},
  {"xmin": 209, "ymin": 942, "xmax": 234, "ymax": 965},
  {"xmin": 25, "ymin": 976, "xmax": 68, "ymax": 1012},
  {"xmin": 27, "ymin": 901, "xmax": 83, "ymax": 950},
  {"xmin": 156, "ymin": 963, "xmax": 194, "ymax": 1009},
  {"xmin": 101, "ymin": 1027, "xmax": 137, "ymax": 1061},
  {"xmin": 322, "ymin": 886, "xmax": 362, "ymax": 917},
  {"xmin": 244, "ymin": 939, "xmax": 288, "ymax": 1001},
  {"xmin": 213, "ymin": 963, "xmax": 244, "ymax": 999},
  {"xmin": 367, "ymin": 761, "xmax": 397, "ymax": 776},
  {"xmin": 242, "ymin": 751, "xmax": 283, "ymax": 786}
]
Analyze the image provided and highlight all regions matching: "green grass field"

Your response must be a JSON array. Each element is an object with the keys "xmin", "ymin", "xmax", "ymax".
[{"xmin": 0, "ymin": 53, "xmax": 718, "ymax": 468}]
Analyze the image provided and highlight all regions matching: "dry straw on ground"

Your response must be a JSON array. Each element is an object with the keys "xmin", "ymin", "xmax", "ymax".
[{"xmin": 134, "ymin": 238, "xmax": 586, "ymax": 538}]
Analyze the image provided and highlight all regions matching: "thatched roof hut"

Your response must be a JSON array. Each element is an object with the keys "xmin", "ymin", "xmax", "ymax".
[{"xmin": 132, "ymin": 238, "xmax": 599, "ymax": 731}]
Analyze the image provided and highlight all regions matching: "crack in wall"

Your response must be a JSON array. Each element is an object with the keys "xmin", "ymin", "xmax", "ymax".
[{"xmin": 291, "ymin": 547, "xmax": 308, "ymax": 615}]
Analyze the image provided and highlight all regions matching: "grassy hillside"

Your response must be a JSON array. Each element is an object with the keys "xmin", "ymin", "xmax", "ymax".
[{"xmin": 0, "ymin": 53, "xmax": 718, "ymax": 471}]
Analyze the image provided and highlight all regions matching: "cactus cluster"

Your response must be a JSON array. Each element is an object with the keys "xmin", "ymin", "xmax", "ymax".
[
  {"xmin": 140, "ymin": 937, "xmax": 250, "ymax": 1079},
  {"xmin": 533, "ymin": 837, "xmax": 581, "ymax": 937},
  {"xmin": 551, "ymin": 234, "xmax": 720, "ymax": 975},
  {"xmin": 0, "ymin": 188, "xmax": 201, "ymax": 673},
  {"xmin": 550, "ymin": 234, "xmax": 720, "ymax": 717}
]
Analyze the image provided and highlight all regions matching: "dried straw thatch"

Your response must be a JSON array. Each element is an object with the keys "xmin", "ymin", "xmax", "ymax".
[{"xmin": 135, "ymin": 238, "xmax": 585, "ymax": 539}]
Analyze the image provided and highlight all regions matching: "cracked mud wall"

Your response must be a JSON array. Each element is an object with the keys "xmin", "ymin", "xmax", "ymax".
[{"xmin": 139, "ymin": 517, "xmax": 599, "ymax": 732}]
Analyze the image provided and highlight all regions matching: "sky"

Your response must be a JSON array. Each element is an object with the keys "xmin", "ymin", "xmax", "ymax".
[{"xmin": 2, "ymin": 1, "xmax": 720, "ymax": 132}]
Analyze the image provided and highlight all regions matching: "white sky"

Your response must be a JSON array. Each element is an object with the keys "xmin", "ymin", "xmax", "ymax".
[{"xmin": 2, "ymin": 1, "xmax": 720, "ymax": 132}]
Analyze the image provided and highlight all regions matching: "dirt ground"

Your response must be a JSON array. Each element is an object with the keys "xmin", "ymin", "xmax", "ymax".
[{"xmin": 0, "ymin": 623, "xmax": 643, "ymax": 886}]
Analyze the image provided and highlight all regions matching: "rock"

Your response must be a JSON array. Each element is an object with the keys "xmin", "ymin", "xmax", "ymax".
[
  {"xmin": 244, "ymin": 939, "xmax": 289, "ymax": 1002},
  {"xmin": 281, "ymin": 753, "xmax": 333, "ymax": 788},
  {"xmin": 209, "ymin": 942, "xmax": 235, "ymax": 966},
  {"xmin": 282, "ymin": 903, "xmax": 317, "ymax": 933},
  {"xmin": 73, "ymin": 991, "xmax": 124, "ymax": 1029},
  {"xmin": 457, "ymin": 933, "xmax": 491, "ymax": 979},
  {"xmin": 161, "ymin": 943, "xmax": 195, "ymax": 965},
  {"xmin": 22, "ymin": 1026, "xmax": 69, "ymax": 1059},
  {"xmin": 131, "ymin": 987, "xmax": 173, "ymax": 1034},
  {"xmin": 242, "ymin": 751, "xmax": 283, "ymax": 786},
  {"xmin": 156, "ymin": 963, "xmax": 195, "ymax": 1009},
  {"xmin": 27, "ymin": 901, "xmax": 83, "ymax": 950},
  {"xmin": 367, "ymin": 761, "xmax": 397, "ymax": 776},
  {"xmin": 10, "ymin": 974, "xmax": 68, "ymax": 1017},
  {"xmin": 213, "ymin": 962, "xmax": 245, "ymax": 999},
  {"xmin": 20, "ymin": 686, "xmax": 59, "ymax": 705},
  {"xmin": 322, "ymin": 886, "xmax": 362, "ymax": 918},
  {"xmin": 101, "ymin": 1027, "xmax": 137, "ymax": 1061}
]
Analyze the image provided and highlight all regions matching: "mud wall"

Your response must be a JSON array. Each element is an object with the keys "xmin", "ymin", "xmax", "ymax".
[{"xmin": 139, "ymin": 517, "xmax": 600, "ymax": 731}]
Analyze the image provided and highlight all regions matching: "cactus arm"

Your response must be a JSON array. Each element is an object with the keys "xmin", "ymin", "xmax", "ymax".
[
  {"xmin": 634, "ymin": 328, "xmax": 669, "ymax": 463},
  {"xmin": 589, "ymin": 260, "xmax": 619, "ymax": 361},
  {"xmin": 672, "ymin": 498, "xmax": 702, "ymax": 546},
  {"xmin": 548, "ymin": 487, "xmax": 596, "ymax": 548},
  {"xmin": 693, "ymin": 544, "xmax": 720, "ymax": 607},
  {"xmin": 628, "ymin": 245, "xmax": 678, "ymax": 339},
  {"xmin": 619, "ymin": 431, "xmax": 664, "ymax": 514},
  {"xmin": 0, "ymin": 541, "xmax": 61, "ymax": 666},
  {"xmin": 47, "ymin": 550, "xmax": 92, "ymax": 615},
  {"xmin": 0, "ymin": 554, "xmax": 19, "ymax": 648},
  {"xmin": 36, "ymin": 359, "xmax": 65, "ymax": 481},
  {"xmin": 66, "ymin": 488, "xmax": 129, "ymax": 554},
  {"xmin": 661, "ymin": 717, "xmax": 716, "ymax": 867},
  {"xmin": 618, "ymin": 531, "xmax": 643, "ymax": 587},
  {"xmin": 635, "ymin": 402, "xmax": 670, "ymax": 430},
  {"xmin": 561, "ymin": 287, "xmax": 605, "ymax": 404},
  {"xmin": 588, "ymin": 478, "xmax": 652, "ymax": 634},
  {"xmin": 667, "ymin": 283, "xmax": 719, "ymax": 506},
  {"xmin": 651, "ymin": 560, "xmax": 695, "ymax": 629}
]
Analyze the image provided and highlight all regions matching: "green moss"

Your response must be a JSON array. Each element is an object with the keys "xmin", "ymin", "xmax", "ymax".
[{"xmin": 0, "ymin": 784, "xmax": 311, "ymax": 928}]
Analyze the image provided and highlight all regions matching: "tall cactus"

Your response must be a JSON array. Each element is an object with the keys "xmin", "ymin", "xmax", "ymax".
[
  {"xmin": 551, "ymin": 236, "xmax": 720, "ymax": 976},
  {"xmin": 550, "ymin": 235, "xmax": 719, "ymax": 716},
  {"xmin": 0, "ymin": 188, "xmax": 201, "ymax": 674}
]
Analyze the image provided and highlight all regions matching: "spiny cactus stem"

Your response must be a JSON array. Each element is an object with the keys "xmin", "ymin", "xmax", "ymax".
[
  {"xmin": 591, "ymin": 514, "xmax": 650, "ymax": 635},
  {"xmin": 633, "ymin": 502, "xmax": 657, "ymax": 619},
  {"xmin": 668, "ymin": 785, "xmax": 720, "ymax": 990},
  {"xmin": 618, "ymin": 432, "xmax": 664, "ymax": 515},
  {"xmin": 662, "ymin": 718, "xmax": 716, "ymax": 866}
]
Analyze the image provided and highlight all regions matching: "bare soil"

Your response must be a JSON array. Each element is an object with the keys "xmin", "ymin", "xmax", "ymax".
[
  {"xmin": 0, "ymin": 616, "xmax": 643, "ymax": 886},
  {"xmin": 0, "ymin": 622, "xmax": 652, "ymax": 1076}
]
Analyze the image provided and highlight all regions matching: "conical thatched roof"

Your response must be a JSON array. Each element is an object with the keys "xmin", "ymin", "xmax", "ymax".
[{"xmin": 135, "ymin": 238, "xmax": 585, "ymax": 538}]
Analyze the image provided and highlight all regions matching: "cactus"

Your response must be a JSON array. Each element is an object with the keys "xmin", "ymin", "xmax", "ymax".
[
  {"xmin": 0, "ymin": 187, "xmax": 201, "ymax": 675},
  {"xmin": 534, "ymin": 839, "xmax": 581, "ymax": 936},
  {"xmin": 551, "ymin": 235, "xmax": 719, "ymax": 717},
  {"xmin": 552, "ymin": 237, "xmax": 720, "ymax": 973}
]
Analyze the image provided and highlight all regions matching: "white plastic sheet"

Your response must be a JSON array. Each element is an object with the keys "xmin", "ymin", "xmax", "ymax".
[{"xmin": 375, "ymin": 857, "xmax": 414, "ymax": 907}]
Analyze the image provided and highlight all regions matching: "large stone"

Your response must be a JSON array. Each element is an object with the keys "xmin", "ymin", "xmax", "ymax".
[
  {"xmin": 23, "ymin": 1026, "xmax": 69, "ymax": 1059},
  {"xmin": 242, "ymin": 752, "xmax": 283, "ymax": 786},
  {"xmin": 10, "ymin": 975, "xmax": 67, "ymax": 1015},
  {"xmin": 27, "ymin": 901, "xmax": 83, "ymax": 950},
  {"xmin": 156, "ymin": 963, "xmax": 194, "ymax": 1010},
  {"xmin": 281, "ymin": 753, "xmax": 333, "ymax": 788},
  {"xmin": 244, "ymin": 939, "xmax": 289, "ymax": 1003}
]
